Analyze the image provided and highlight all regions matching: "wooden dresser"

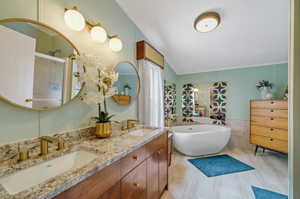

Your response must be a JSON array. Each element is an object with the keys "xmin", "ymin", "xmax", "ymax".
[{"xmin": 250, "ymin": 100, "xmax": 288, "ymax": 154}]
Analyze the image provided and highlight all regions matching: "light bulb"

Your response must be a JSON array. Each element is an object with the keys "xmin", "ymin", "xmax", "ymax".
[
  {"xmin": 90, "ymin": 26, "xmax": 107, "ymax": 43},
  {"xmin": 64, "ymin": 8, "xmax": 86, "ymax": 31},
  {"xmin": 109, "ymin": 37, "xmax": 123, "ymax": 52}
]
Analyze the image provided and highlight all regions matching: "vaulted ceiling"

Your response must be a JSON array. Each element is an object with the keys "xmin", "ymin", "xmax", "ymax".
[{"xmin": 116, "ymin": 0, "xmax": 289, "ymax": 74}]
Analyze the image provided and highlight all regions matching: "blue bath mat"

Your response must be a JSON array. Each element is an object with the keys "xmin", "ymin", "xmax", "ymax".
[
  {"xmin": 252, "ymin": 186, "xmax": 288, "ymax": 199},
  {"xmin": 188, "ymin": 154, "xmax": 255, "ymax": 177}
]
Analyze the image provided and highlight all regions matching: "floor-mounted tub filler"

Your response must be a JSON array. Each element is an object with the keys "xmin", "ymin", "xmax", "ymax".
[{"xmin": 172, "ymin": 125, "xmax": 231, "ymax": 156}]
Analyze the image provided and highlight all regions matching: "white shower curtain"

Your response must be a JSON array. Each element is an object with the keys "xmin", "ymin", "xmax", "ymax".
[{"xmin": 138, "ymin": 60, "xmax": 164, "ymax": 128}]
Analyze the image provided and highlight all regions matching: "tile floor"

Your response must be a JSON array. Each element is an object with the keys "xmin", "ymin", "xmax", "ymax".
[{"xmin": 162, "ymin": 132, "xmax": 288, "ymax": 199}]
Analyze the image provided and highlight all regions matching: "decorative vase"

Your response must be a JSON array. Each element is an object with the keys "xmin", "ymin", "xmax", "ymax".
[
  {"xmin": 260, "ymin": 87, "xmax": 273, "ymax": 100},
  {"xmin": 95, "ymin": 122, "xmax": 112, "ymax": 138}
]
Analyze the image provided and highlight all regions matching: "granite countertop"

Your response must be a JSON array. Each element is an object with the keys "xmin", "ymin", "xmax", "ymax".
[{"xmin": 0, "ymin": 126, "xmax": 166, "ymax": 199}]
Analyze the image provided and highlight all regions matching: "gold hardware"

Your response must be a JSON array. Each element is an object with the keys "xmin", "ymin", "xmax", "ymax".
[
  {"xmin": 127, "ymin": 120, "xmax": 139, "ymax": 129},
  {"xmin": 132, "ymin": 155, "xmax": 138, "ymax": 160},
  {"xmin": 40, "ymin": 136, "xmax": 64, "ymax": 156},
  {"xmin": 133, "ymin": 182, "xmax": 139, "ymax": 187},
  {"xmin": 25, "ymin": 98, "xmax": 32, "ymax": 102},
  {"xmin": 18, "ymin": 148, "xmax": 29, "ymax": 162}
]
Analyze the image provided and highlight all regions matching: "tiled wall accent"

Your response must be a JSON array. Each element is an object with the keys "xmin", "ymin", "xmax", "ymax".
[
  {"xmin": 164, "ymin": 83, "xmax": 176, "ymax": 119},
  {"xmin": 182, "ymin": 84, "xmax": 194, "ymax": 122},
  {"xmin": 210, "ymin": 82, "xmax": 228, "ymax": 125}
]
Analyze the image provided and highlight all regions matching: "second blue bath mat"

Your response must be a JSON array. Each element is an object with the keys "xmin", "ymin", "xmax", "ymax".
[
  {"xmin": 251, "ymin": 186, "xmax": 288, "ymax": 199},
  {"xmin": 188, "ymin": 154, "xmax": 255, "ymax": 177}
]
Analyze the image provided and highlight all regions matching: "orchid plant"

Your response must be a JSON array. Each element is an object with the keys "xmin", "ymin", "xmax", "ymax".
[{"xmin": 75, "ymin": 54, "xmax": 119, "ymax": 123}]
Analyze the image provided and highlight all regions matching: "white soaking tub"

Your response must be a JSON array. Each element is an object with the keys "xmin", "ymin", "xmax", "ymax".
[{"xmin": 172, "ymin": 125, "xmax": 231, "ymax": 156}]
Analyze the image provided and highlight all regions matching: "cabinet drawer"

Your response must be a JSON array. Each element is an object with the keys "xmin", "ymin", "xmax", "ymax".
[
  {"xmin": 251, "ymin": 116, "xmax": 288, "ymax": 130},
  {"xmin": 251, "ymin": 125, "xmax": 288, "ymax": 141},
  {"xmin": 147, "ymin": 132, "xmax": 168, "ymax": 155},
  {"xmin": 251, "ymin": 135, "xmax": 288, "ymax": 153},
  {"xmin": 251, "ymin": 100, "xmax": 288, "ymax": 109},
  {"xmin": 120, "ymin": 146, "xmax": 148, "ymax": 177},
  {"xmin": 121, "ymin": 161, "xmax": 147, "ymax": 199},
  {"xmin": 251, "ymin": 108, "xmax": 288, "ymax": 118}
]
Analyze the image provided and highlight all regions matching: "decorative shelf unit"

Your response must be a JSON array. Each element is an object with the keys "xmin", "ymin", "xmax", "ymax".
[{"xmin": 113, "ymin": 95, "xmax": 131, "ymax": 106}]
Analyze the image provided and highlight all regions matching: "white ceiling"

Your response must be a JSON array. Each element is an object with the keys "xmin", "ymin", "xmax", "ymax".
[{"xmin": 116, "ymin": 0, "xmax": 289, "ymax": 74}]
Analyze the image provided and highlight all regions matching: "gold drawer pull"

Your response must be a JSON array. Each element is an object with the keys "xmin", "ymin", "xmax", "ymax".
[
  {"xmin": 25, "ymin": 98, "xmax": 32, "ymax": 102},
  {"xmin": 270, "ymin": 118, "xmax": 274, "ymax": 121},
  {"xmin": 270, "ymin": 128, "xmax": 274, "ymax": 131},
  {"xmin": 133, "ymin": 182, "xmax": 139, "ymax": 187},
  {"xmin": 270, "ymin": 138, "xmax": 274, "ymax": 141},
  {"xmin": 270, "ymin": 110, "xmax": 274, "ymax": 113},
  {"xmin": 132, "ymin": 155, "xmax": 138, "ymax": 161}
]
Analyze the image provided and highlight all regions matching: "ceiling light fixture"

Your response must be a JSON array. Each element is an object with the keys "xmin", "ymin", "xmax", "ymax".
[
  {"xmin": 194, "ymin": 12, "xmax": 221, "ymax": 33},
  {"xmin": 64, "ymin": 7, "xmax": 86, "ymax": 31},
  {"xmin": 109, "ymin": 36, "xmax": 123, "ymax": 52},
  {"xmin": 89, "ymin": 24, "xmax": 108, "ymax": 43}
]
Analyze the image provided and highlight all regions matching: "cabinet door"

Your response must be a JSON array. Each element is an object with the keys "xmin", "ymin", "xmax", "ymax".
[
  {"xmin": 99, "ymin": 182, "xmax": 120, "ymax": 199},
  {"xmin": 121, "ymin": 161, "xmax": 147, "ymax": 199},
  {"xmin": 158, "ymin": 147, "xmax": 168, "ymax": 194},
  {"xmin": 147, "ymin": 153, "xmax": 159, "ymax": 199}
]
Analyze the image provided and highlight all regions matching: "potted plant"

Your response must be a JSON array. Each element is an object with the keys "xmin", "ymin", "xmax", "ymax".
[
  {"xmin": 123, "ymin": 83, "xmax": 131, "ymax": 96},
  {"xmin": 76, "ymin": 55, "xmax": 118, "ymax": 138},
  {"xmin": 256, "ymin": 80, "xmax": 273, "ymax": 100}
]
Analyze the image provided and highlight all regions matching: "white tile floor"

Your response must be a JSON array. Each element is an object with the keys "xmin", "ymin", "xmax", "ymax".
[{"xmin": 162, "ymin": 133, "xmax": 288, "ymax": 199}]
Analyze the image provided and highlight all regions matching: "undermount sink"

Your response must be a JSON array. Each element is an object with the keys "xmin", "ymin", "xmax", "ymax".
[
  {"xmin": 129, "ymin": 128, "xmax": 156, "ymax": 136},
  {"xmin": 0, "ymin": 150, "xmax": 98, "ymax": 195}
]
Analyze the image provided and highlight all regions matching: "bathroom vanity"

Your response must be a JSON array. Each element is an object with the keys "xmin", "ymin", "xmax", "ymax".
[
  {"xmin": 54, "ymin": 132, "xmax": 168, "ymax": 199},
  {"xmin": 0, "ymin": 127, "xmax": 168, "ymax": 199}
]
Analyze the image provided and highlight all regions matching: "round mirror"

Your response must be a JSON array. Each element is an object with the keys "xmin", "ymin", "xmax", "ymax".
[
  {"xmin": 112, "ymin": 62, "xmax": 140, "ymax": 106},
  {"xmin": 0, "ymin": 18, "xmax": 83, "ymax": 110}
]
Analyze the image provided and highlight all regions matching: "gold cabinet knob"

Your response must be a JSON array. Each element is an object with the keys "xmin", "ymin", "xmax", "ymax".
[
  {"xmin": 132, "ymin": 155, "xmax": 138, "ymax": 160},
  {"xmin": 25, "ymin": 98, "xmax": 32, "ymax": 102},
  {"xmin": 133, "ymin": 182, "xmax": 139, "ymax": 187}
]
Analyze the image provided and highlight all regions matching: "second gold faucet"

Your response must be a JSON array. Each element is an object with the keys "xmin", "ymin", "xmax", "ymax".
[{"xmin": 40, "ymin": 136, "xmax": 65, "ymax": 156}]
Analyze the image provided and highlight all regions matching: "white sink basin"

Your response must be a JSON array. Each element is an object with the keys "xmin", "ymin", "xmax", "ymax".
[
  {"xmin": 0, "ymin": 150, "xmax": 98, "ymax": 195},
  {"xmin": 129, "ymin": 128, "xmax": 156, "ymax": 136}
]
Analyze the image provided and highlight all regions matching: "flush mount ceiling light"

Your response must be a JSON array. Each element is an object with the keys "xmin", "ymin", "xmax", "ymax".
[
  {"xmin": 89, "ymin": 25, "xmax": 107, "ymax": 43},
  {"xmin": 194, "ymin": 12, "xmax": 221, "ymax": 33},
  {"xmin": 64, "ymin": 7, "xmax": 86, "ymax": 31},
  {"xmin": 109, "ymin": 36, "xmax": 123, "ymax": 52}
]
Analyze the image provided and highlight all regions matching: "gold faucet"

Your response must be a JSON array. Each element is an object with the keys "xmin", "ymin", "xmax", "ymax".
[
  {"xmin": 18, "ymin": 144, "xmax": 29, "ymax": 162},
  {"xmin": 40, "ymin": 136, "xmax": 65, "ymax": 156},
  {"xmin": 127, "ymin": 120, "xmax": 139, "ymax": 129}
]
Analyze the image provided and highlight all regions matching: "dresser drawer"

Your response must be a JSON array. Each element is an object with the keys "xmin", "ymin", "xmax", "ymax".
[
  {"xmin": 251, "ymin": 135, "xmax": 288, "ymax": 153},
  {"xmin": 251, "ymin": 108, "xmax": 288, "ymax": 118},
  {"xmin": 251, "ymin": 125, "xmax": 288, "ymax": 141},
  {"xmin": 251, "ymin": 116, "xmax": 288, "ymax": 130},
  {"xmin": 251, "ymin": 100, "xmax": 288, "ymax": 109}
]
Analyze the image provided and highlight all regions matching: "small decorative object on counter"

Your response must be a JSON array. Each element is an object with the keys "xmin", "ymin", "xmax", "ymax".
[
  {"xmin": 76, "ymin": 54, "xmax": 118, "ymax": 138},
  {"xmin": 124, "ymin": 83, "xmax": 131, "ymax": 96},
  {"xmin": 283, "ymin": 86, "xmax": 288, "ymax": 100},
  {"xmin": 256, "ymin": 80, "xmax": 273, "ymax": 100}
]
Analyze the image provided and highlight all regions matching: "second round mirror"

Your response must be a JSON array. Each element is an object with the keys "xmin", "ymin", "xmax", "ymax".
[{"xmin": 112, "ymin": 62, "xmax": 140, "ymax": 106}]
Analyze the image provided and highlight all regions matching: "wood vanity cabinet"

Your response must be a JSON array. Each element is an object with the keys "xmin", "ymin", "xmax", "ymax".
[{"xmin": 54, "ymin": 131, "xmax": 168, "ymax": 199}]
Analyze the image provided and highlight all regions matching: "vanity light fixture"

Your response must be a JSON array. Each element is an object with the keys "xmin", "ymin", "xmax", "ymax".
[
  {"xmin": 64, "ymin": 7, "xmax": 86, "ymax": 31},
  {"xmin": 109, "ymin": 36, "xmax": 123, "ymax": 52},
  {"xmin": 88, "ymin": 24, "xmax": 107, "ymax": 43},
  {"xmin": 194, "ymin": 12, "xmax": 221, "ymax": 33},
  {"xmin": 64, "ymin": 6, "xmax": 123, "ymax": 52}
]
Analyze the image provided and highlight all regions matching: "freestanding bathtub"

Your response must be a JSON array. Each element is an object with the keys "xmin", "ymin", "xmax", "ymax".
[{"xmin": 172, "ymin": 125, "xmax": 231, "ymax": 156}]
